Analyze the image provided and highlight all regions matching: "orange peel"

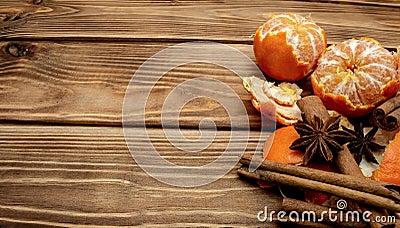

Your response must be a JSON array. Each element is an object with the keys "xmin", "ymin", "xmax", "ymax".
[{"xmin": 243, "ymin": 76, "xmax": 302, "ymax": 125}]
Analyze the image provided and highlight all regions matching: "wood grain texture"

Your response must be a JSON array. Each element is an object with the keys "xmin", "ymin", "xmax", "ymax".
[
  {"xmin": 0, "ymin": 0, "xmax": 399, "ymax": 47},
  {"xmin": 0, "ymin": 41, "xmax": 272, "ymax": 129},
  {"xmin": 1, "ymin": 1, "xmax": 399, "ymax": 227},
  {"xmin": 0, "ymin": 124, "xmax": 279, "ymax": 227}
]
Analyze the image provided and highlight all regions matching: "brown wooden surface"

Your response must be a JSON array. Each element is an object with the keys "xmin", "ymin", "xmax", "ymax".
[
  {"xmin": 0, "ymin": 0, "xmax": 399, "ymax": 227},
  {"xmin": 0, "ymin": 41, "xmax": 262, "ymax": 128},
  {"xmin": 0, "ymin": 125, "xmax": 279, "ymax": 227},
  {"xmin": 1, "ymin": 0, "xmax": 400, "ymax": 47}
]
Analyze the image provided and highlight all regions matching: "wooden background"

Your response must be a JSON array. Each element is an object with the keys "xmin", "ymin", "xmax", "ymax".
[{"xmin": 1, "ymin": 0, "xmax": 399, "ymax": 227}]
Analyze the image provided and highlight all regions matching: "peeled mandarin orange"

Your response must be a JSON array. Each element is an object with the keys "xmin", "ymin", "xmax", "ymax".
[
  {"xmin": 373, "ymin": 131, "xmax": 400, "ymax": 186},
  {"xmin": 253, "ymin": 13, "xmax": 327, "ymax": 82},
  {"xmin": 311, "ymin": 37, "xmax": 400, "ymax": 117},
  {"xmin": 263, "ymin": 126, "xmax": 304, "ymax": 164}
]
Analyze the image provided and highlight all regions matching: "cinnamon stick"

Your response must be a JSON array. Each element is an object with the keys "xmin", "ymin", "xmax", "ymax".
[
  {"xmin": 281, "ymin": 216, "xmax": 336, "ymax": 228},
  {"xmin": 297, "ymin": 96, "xmax": 366, "ymax": 176},
  {"xmin": 282, "ymin": 198, "xmax": 368, "ymax": 227},
  {"xmin": 373, "ymin": 95, "xmax": 400, "ymax": 131},
  {"xmin": 297, "ymin": 96, "xmax": 368, "ymax": 178},
  {"xmin": 240, "ymin": 154, "xmax": 400, "ymax": 202},
  {"xmin": 335, "ymin": 145, "xmax": 365, "ymax": 178},
  {"xmin": 237, "ymin": 166, "xmax": 400, "ymax": 212},
  {"xmin": 297, "ymin": 96, "xmax": 330, "ymax": 122}
]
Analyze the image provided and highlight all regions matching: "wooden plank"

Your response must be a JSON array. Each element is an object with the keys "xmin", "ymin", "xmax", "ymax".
[
  {"xmin": 1, "ymin": 0, "xmax": 399, "ymax": 47},
  {"xmin": 0, "ymin": 124, "xmax": 279, "ymax": 227},
  {"xmin": 0, "ymin": 41, "xmax": 274, "ymax": 129},
  {"xmin": 317, "ymin": 0, "xmax": 400, "ymax": 5}
]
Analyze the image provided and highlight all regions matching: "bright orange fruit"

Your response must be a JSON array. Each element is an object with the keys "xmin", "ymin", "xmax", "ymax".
[
  {"xmin": 253, "ymin": 13, "xmax": 327, "ymax": 82},
  {"xmin": 373, "ymin": 131, "xmax": 400, "ymax": 186},
  {"xmin": 311, "ymin": 37, "xmax": 400, "ymax": 117},
  {"xmin": 257, "ymin": 125, "xmax": 303, "ymax": 188},
  {"xmin": 263, "ymin": 126, "xmax": 304, "ymax": 164}
]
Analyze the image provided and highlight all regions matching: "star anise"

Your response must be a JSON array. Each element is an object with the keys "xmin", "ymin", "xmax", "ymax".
[
  {"xmin": 290, "ymin": 115, "xmax": 352, "ymax": 165},
  {"xmin": 342, "ymin": 121, "xmax": 385, "ymax": 165}
]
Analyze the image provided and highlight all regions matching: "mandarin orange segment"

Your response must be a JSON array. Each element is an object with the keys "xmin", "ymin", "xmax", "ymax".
[
  {"xmin": 312, "ymin": 38, "xmax": 400, "ymax": 117},
  {"xmin": 263, "ymin": 126, "xmax": 304, "ymax": 164},
  {"xmin": 373, "ymin": 131, "xmax": 400, "ymax": 186},
  {"xmin": 253, "ymin": 13, "xmax": 327, "ymax": 82}
]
